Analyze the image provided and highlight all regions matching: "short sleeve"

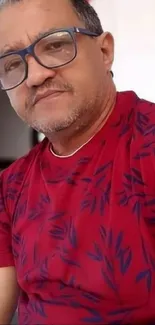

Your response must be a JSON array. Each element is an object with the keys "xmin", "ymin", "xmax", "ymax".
[{"xmin": 0, "ymin": 173, "xmax": 14, "ymax": 267}]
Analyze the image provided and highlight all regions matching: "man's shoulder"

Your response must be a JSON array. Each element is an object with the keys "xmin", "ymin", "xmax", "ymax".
[
  {"xmin": 1, "ymin": 139, "xmax": 47, "ymax": 182},
  {"xmin": 0, "ymin": 138, "xmax": 48, "ymax": 217},
  {"xmin": 120, "ymin": 90, "xmax": 155, "ymax": 113},
  {"xmin": 120, "ymin": 90, "xmax": 155, "ymax": 136},
  {"xmin": 123, "ymin": 91, "xmax": 155, "ymax": 163},
  {"xmin": 135, "ymin": 93, "xmax": 155, "ymax": 114},
  {"xmin": 131, "ymin": 92, "xmax": 155, "ymax": 136}
]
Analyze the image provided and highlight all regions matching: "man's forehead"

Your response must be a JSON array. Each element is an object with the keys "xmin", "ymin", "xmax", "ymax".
[
  {"xmin": 0, "ymin": 0, "xmax": 81, "ymax": 56},
  {"xmin": 0, "ymin": 0, "xmax": 78, "ymax": 25}
]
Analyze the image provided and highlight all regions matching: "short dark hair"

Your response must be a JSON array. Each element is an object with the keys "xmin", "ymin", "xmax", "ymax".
[
  {"xmin": 70, "ymin": 1, "xmax": 115, "ymax": 77},
  {"xmin": 0, "ymin": 0, "xmax": 103, "ymax": 35},
  {"xmin": 70, "ymin": 0, "xmax": 103, "ymax": 35}
]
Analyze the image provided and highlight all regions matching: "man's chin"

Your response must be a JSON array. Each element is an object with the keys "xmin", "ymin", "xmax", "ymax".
[
  {"xmin": 31, "ymin": 118, "xmax": 75, "ymax": 135},
  {"xmin": 29, "ymin": 102, "xmax": 78, "ymax": 134}
]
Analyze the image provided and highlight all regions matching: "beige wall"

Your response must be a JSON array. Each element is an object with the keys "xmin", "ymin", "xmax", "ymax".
[{"xmin": 91, "ymin": 0, "xmax": 155, "ymax": 102}]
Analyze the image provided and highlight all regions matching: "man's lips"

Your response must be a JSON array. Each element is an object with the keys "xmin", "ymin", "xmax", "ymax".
[{"xmin": 33, "ymin": 89, "xmax": 65, "ymax": 105}]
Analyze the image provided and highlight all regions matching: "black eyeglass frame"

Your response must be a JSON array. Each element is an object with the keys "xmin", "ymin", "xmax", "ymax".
[{"xmin": 0, "ymin": 27, "xmax": 99, "ymax": 91}]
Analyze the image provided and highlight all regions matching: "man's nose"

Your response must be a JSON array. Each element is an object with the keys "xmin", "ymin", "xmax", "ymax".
[{"xmin": 25, "ymin": 56, "xmax": 56, "ymax": 88}]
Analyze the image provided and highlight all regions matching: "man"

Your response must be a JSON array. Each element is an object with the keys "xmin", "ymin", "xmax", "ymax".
[{"xmin": 0, "ymin": 0, "xmax": 155, "ymax": 324}]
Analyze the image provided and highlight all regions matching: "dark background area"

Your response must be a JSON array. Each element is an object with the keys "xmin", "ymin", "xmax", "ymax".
[{"xmin": 0, "ymin": 90, "xmax": 41, "ymax": 171}]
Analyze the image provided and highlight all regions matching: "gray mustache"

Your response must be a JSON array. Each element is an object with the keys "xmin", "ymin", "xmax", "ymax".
[{"xmin": 25, "ymin": 79, "xmax": 73, "ymax": 109}]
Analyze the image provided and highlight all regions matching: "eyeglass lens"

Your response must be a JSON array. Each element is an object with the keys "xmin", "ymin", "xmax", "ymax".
[{"xmin": 0, "ymin": 31, "xmax": 76, "ymax": 90}]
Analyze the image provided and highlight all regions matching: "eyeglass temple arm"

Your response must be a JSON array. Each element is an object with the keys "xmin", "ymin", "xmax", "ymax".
[
  {"xmin": 74, "ymin": 27, "xmax": 114, "ymax": 77},
  {"xmin": 74, "ymin": 27, "xmax": 99, "ymax": 37}
]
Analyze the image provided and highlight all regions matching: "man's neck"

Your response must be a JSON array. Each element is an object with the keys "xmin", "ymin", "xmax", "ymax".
[{"xmin": 48, "ymin": 85, "xmax": 117, "ymax": 157}]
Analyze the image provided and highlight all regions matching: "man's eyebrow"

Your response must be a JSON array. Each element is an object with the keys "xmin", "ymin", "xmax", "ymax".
[
  {"xmin": 0, "ymin": 42, "xmax": 25, "ymax": 56},
  {"xmin": 35, "ymin": 27, "xmax": 57, "ymax": 41},
  {"xmin": 0, "ymin": 27, "xmax": 60, "ymax": 57}
]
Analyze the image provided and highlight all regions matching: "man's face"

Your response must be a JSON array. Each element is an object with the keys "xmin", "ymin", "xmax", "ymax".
[{"xmin": 0, "ymin": 0, "xmax": 114, "ymax": 134}]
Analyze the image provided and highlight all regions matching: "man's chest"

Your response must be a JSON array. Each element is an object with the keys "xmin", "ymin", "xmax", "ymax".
[{"xmin": 11, "ymin": 149, "xmax": 155, "ymax": 312}]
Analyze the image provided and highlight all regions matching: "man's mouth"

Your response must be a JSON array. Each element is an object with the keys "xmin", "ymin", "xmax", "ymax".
[{"xmin": 34, "ymin": 89, "xmax": 65, "ymax": 105}]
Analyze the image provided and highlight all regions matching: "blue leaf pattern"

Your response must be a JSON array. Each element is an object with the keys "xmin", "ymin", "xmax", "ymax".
[
  {"xmin": 136, "ymin": 269, "xmax": 152, "ymax": 293},
  {"xmin": 1, "ymin": 92, "xmax": 155, "ymax": 324}
]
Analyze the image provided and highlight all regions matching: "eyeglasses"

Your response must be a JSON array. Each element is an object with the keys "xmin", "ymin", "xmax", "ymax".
[{"xmin": 0, "ymin": 27, "xmax": 99, "ymax": 91}]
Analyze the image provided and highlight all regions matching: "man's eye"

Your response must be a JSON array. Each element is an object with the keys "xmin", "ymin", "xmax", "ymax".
[
  {"xmin": 45, "ymin": 41, "xmax": 65, "ymax": 51},
  {"xmin": 5, "ymin": 60, "xmax": 22, "ymax": 73}
]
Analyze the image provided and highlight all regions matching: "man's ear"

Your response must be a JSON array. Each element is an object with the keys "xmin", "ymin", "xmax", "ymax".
[{"xmin": 98, "ymin": 32, "xmax": 114, "ymax": 72}]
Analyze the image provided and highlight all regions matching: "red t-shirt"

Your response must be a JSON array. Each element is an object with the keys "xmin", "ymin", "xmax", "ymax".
[{"xmin": 0, "ymin": 91, "xmax": 155, "ymax": 324}]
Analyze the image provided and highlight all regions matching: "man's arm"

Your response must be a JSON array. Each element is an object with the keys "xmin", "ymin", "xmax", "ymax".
[
  {"xmin": 0, "ymin": 266, "xmax": 19, "ymax": 324},
  {"xmin": 0, "ymin": 171, "xmax": 20, "ymax": 324}
]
